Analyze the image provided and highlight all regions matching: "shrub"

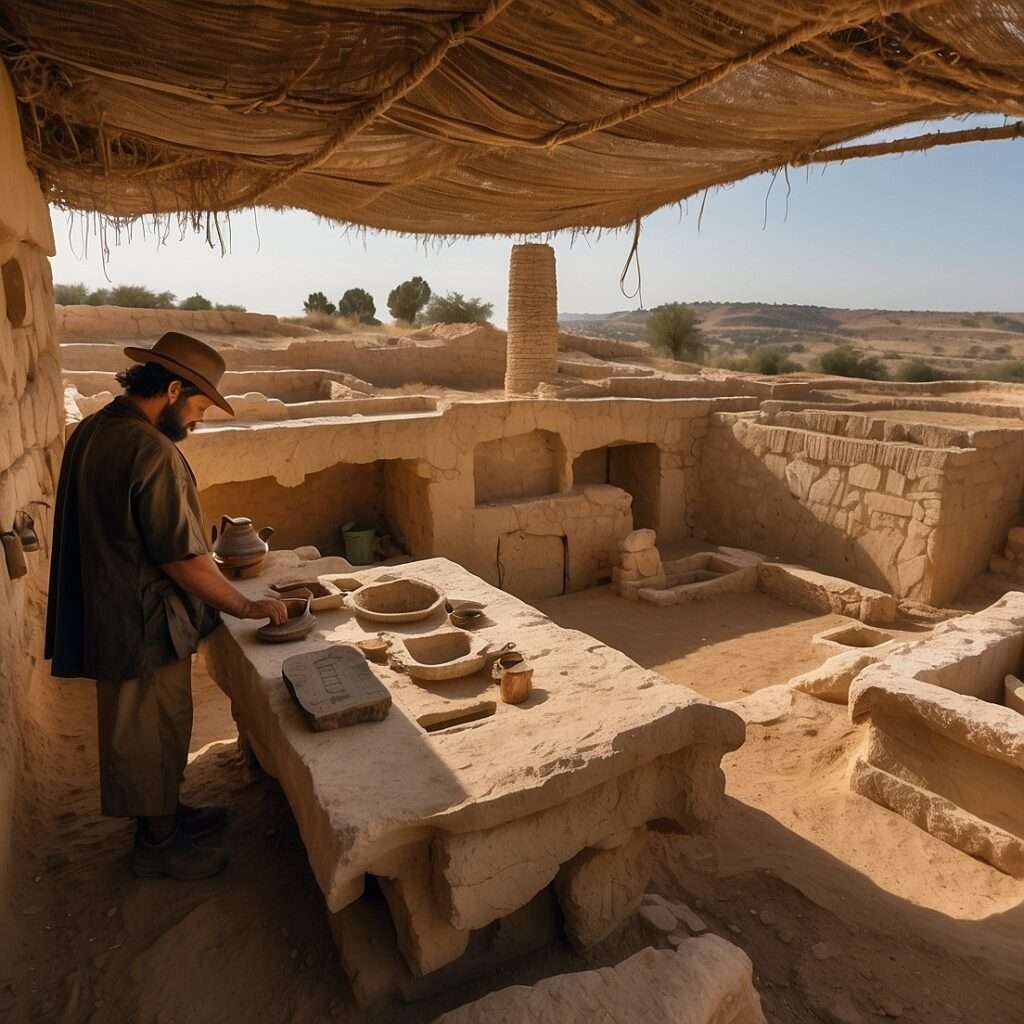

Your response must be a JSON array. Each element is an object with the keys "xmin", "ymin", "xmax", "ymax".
[
  {"xmin": 84, "ymin": 288, "xmax": 109, "ymax": 305},
  {"xmin": 387, "ymin": 276, "xmax": 431, "ymax": 323},
  {"xmin": 179, "ymin": 293, "xmax": 213, "ymax": 310},
  {"xmin": 898, "ymin": 359, "xmax": 944, "ymax": 382},
  {"xmin": 424, "ymin": 291, "xmax": 494, "ymax": 324},
  {"xmin": 645, "ymin": 303, "xmax": 706, "ymax": 362},
  {"xmin": 748, "ymin": 347, "xmax": 799, "ymax": 375},
  {"xmin": 819, "ymin": 346, "xmax": 888, "ymax": 380},
  {"xmin": 960, "ymin": 318, "xmax": 980, "ymax": 328},
  {"xmin": 215, "ymin": 303, "xmax": 247, "ymax": 313},
  {"xmin": 54, "ymin": 282, "xmax": 90, "ymax": 304},
  {"xmin": 107, "ymin": 284, "xmax": 176, "ymax": 308},
  {"xmin": 337, "ymin": 287, "xmax": 377, "ymax": 324},
  {"xmin": 304, "ymin": 291, "xmax": 336, "ymax": 316},
  {"xmin": 714, "ymin": 355, "xmax": 749, "ymax": 371}
]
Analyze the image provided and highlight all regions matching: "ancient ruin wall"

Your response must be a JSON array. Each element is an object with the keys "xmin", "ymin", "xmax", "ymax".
[
  {"xmin": 60, "ymin": 323, "xmax": 509, "ymax": 390},
  {"xmin": 697, "ymin": 415, "xmax": 1022, "ymax": 605},
  {"xmin": 56, "ymin": 304, "xmax": 294, "ymax": 337},
  {"xmin": 0, "ymin": 65, "xmax": 62, "ymax": 979}
]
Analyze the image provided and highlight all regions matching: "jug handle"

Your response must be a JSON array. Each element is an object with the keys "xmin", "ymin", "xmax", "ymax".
[{"xmin": 258, "ymin": 526, "xmax": 275, "ymax": 542}]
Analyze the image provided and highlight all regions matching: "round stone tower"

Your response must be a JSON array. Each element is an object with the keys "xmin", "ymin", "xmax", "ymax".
[{"xmin": 504, "ymin": 243, "xmax": 558, "ymax": 396}]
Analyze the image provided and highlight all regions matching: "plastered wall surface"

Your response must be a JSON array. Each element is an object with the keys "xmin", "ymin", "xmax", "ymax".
[
  {"xmin": 0, "ymin": 64, "xmax": 61, "ymax": 982},
  {"xmin": 698, "ymin": 413, "xmax": 1024, "ymax": 605},
  {"xmin": 181, "ymin": 397, "xmax": 729, "ymax": 597}
]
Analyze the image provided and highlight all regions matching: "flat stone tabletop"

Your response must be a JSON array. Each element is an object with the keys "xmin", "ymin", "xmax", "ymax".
[{"xmin": 202, "ymin": 555, "xmax": 743, "ymax": 912}]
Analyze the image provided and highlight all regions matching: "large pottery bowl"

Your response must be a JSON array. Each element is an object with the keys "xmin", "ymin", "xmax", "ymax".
[{"xmin": 348, "ymin": 578, "xmax": 445, "ymax": 624}]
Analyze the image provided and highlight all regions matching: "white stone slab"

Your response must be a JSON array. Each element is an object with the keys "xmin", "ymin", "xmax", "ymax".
[{"xmin": 202, "ymin": 557, "xmax": 744, "ymax": 914}]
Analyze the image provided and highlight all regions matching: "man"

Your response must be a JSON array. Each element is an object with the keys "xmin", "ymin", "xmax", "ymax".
[{"xmin": 45, "ymin": 332, "xmax": 287, "ymax": 880}]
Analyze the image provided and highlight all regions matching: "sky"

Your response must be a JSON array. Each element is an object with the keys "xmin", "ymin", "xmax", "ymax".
[{"xmin": 49, "ymin": 117, "xmax": 1024, "ymax": 327}]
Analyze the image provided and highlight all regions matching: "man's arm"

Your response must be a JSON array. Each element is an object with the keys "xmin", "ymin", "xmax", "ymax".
[{"xmin": 161, "ymin": 554, "xmax": 288, "ymax": 624}]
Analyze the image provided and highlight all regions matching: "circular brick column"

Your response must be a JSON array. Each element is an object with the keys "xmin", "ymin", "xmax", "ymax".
[{"xmin": 504, "ymin": 243, "xmax": 558, "ymax": 396}]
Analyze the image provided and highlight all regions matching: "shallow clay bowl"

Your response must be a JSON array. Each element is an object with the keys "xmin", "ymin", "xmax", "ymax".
[
  {"xmin": 256, "ymin": 597, "xmax": 315, "ymax": 644},
  {"xmin": 271, "ymin": 579, "xmax": 344, "ymax": 612},
  {"xmin": 349, "ymin": 577, "xmax": 445, "ymax": 624}
]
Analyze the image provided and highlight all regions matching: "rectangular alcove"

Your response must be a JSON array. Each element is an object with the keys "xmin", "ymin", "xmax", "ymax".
[
  {"xmin": 474, "ymin": 430, "xmax": 564, "ymax": 505},
  {"xmin": 199, "ymin": 458, "xmax": 432, "ymax": 558},
  {"xmin": 572, "ymin": 442, "xmax": 661, "ymax": 529}
]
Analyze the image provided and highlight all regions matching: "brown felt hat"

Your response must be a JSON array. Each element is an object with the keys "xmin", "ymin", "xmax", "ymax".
[{"xmin": 124, "ymin": 332, "xmax": 234, "ymax": 416}]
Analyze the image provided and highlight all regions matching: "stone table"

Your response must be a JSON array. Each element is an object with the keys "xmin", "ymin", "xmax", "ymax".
[{"xmin": 202, "ymin": 556, "xmax": 744, "ymax": 990}]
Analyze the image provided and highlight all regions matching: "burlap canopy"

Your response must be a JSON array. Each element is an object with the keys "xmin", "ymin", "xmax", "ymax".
[{"xmin": 1, "ymin": 1, "xmax": 1022, "ymax": 235}]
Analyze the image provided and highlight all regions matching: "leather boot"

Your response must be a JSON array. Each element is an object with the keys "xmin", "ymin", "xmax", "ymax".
[
  {"xmin": 132, "ymin": 828, "xmax": 228, "ymax": 880},
  {"xmin": 177, "ymin": 802, "xmax": 228, "ymax": 839}
]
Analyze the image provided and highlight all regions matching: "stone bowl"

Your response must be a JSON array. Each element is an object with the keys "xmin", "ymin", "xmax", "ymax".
[
  {"xmin": 392, "ymin": 631, "xmax": 514, "ymax": 682},
  {"xmin": 348, "ymin": 577, "xmax": 445, "ymax": 624}
]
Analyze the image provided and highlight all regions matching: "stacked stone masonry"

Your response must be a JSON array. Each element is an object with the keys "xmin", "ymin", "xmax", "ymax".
[{"xmin": 0, "ymin": 64, "xmax": 63, "ymax": 982}]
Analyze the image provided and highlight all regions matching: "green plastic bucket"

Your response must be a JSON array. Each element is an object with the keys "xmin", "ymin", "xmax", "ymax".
[{"xmin": 342, "ymin": 522, "xmax": 377, "ymax": 565}]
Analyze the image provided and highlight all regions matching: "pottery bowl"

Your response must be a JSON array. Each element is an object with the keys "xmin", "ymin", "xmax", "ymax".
[{"xmin": 349, "ymin": 578, "xmax": 445, "ymax": 624}]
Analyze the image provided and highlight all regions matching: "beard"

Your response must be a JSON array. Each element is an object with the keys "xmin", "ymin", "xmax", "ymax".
[{"xmin": 156, "ymin": 395, "xmax": 193, "ymax": 442}]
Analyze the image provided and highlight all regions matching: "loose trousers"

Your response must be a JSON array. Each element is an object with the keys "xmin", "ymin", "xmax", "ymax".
[{"xmin": 95, "ymin": 656, "xmax": 193, "ymax": 817}]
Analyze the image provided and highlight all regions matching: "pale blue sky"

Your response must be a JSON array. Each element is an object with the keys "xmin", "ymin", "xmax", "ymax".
[{"xmin": 50, "ymin": 117, "xmax": 1024, "ymax": 326}]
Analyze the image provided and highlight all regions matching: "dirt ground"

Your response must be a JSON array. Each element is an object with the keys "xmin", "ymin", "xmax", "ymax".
[
  {"xmin": 538, "ymin": 588, "xmax": 891, "ymax": 702},
  {"xmin": 6, "ymin": 608, "xmax": 1022, "ymax": 1023}
]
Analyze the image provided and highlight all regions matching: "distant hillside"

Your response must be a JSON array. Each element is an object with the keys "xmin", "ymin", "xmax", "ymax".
[{"xmin": 559, "ymin": 302, "xmax": 1024, "ymax": 373}]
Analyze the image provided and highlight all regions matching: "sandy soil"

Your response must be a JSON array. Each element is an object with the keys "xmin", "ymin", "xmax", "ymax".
[
  {"xmin": 8, "ymin": 614, "xmax": 1021, "ymax": 1024},
  {"xmin": 538, "ymin": 588, "xmax": 860, "ymax": 702}
]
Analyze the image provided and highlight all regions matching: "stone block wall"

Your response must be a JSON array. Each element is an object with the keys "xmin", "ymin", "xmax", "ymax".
[
  {"xmin": 0, "ymin": 65, "xmax": 62, "ymax": 982},
  {"xmin": 697, "ymin": 414, "xmax": 1024, "ymax": 605}
]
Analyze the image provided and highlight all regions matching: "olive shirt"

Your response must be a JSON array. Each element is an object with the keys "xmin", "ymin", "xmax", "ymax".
[{"xmin": 45, "ymin": 397, "xmax": 217, "ymax": 682}]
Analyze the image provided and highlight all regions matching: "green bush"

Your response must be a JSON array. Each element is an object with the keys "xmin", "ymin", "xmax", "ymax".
[
  {"xmin": 84, "ymin": 289, "xmax": 109, "ymax": 305},
  {"xmin": 898, "ymin": 359, "xmax": 944, "ymax": 382},
  {"xmin": 960, "ymin": 318, "xmax": 980, "ymax": 328},
  {"xmin": 303, "ymin": 291, "xmax": 336, "ymax": 316},
  {"xmin": 748, "ymin": 347, "xmax": 799, "ymax": 375},
  {"xmin": 54, "ymin": 282, "xmax": 90, "ymax": 304},
  {"xmin": 106, "ymin": 284, "xmax": 176, "ymax": 308},
  {"xmin": 819, "ymin": 346, "xmax": 888, "ymax": 380},
  {"xmin": 179, "ymin": 293, "xmax": 213, "ymax": 310},
  {"xmin": 424, "ymin": 291, "xmax": 494, "ymax": 325},
  {"xmin": 215, "ymin": 303, "xmax": 247, "ymax": 313},
  {"xmin": 337, "ymin": 287, "xmax": 377, "ymax": 324},
  {"xmin": 387, "ymin": 276, "xmax": 431, "ymax": 323},
  {"xmin": 645, "ymin": 303, "xmax": 706, "ymax": 362}
]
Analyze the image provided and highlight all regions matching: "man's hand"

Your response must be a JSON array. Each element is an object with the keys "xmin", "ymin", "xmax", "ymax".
[{"xmin": 240, "ymin": 597, "xmax": 289, "ymax": 625}]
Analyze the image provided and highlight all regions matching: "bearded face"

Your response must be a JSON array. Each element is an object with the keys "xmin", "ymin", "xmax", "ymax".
[{"xmin": 156, "ymin": 392, "xmax": 198, "ymax": 442}]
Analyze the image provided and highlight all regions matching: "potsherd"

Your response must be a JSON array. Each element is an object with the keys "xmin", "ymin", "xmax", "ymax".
[{"xmin": 282, "ymin": 645, "xmax": 392, "ymax": 732}]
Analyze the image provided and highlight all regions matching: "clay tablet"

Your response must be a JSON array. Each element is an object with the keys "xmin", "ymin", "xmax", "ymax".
[{"xmin": 282, "ymin": 645, "xmax": 392, "ymax": 732}]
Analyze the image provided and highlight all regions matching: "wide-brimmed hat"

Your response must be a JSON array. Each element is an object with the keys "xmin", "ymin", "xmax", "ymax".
[{"xmin": 124, "ymin": 332, "xmax": 234, "ymax": 415}]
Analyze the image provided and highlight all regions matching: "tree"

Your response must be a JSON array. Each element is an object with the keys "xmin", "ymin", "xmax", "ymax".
[
  {"xmin": 303, "ymin": 291, "xmax": 336, "ymax": 316},
  {"xmin": 215, "ymin": 303, "xmax": 247, "ymax": 313},
  {"xmin": 179, "ymin": 293, "xmax": 213, "ymax": 310},
  {"xmin": 107, "ymin": 284, "xmax": 176, "ymax": 308},
  {"xmin": 748, "ymin": 347, "xmax": 799, "ymax": 375},
  {"xmin": 54, "ymin": 282, "xmax": 90, "ymax": 304},
  {"xmin": 819, "ymin": 346, "xmax": 888, "ymax": 380},
  {"xmin": 645, "ymin": 303, "xmax": 706, "ymax": 362},
  {"xmin": 84, "ymin": 288, "xmax": 109, "ymax": 305},
  {"xmin": 424, "ymin": 291, "xmax": 493, "ymax": 325},
  {"xmin": 387, "ymin": 276, "xmax": 431, "ymax": 323},
  {"xmin": 337, "ymin": 288, "xmax": 377, "ymax": 323}
]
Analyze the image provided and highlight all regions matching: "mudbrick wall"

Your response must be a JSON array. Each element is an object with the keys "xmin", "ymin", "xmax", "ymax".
[
  {"xmin": 697, "ymin": 413, "xmax": 1024, "ymax": 605},
  {"xmin": 0, "ymin": 66, "xmax": 63, "ymax": 982}
]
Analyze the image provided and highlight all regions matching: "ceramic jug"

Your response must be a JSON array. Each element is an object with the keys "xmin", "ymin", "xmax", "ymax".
[{"xmin": 211, "ymin": 515, "xmax": 274, "ymax": 560}]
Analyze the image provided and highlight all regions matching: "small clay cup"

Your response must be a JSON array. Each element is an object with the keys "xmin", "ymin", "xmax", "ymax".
[
  {"xmin": 357, "ymin": 635, "xmax": 391, "ymax": 664},
  {"xmin": 499, "ymin": 663, "xmax": 533, "ymax": 705},
  {"xmin": 450, "ymin": 608, "xmax": 485, "ymax": 629}
]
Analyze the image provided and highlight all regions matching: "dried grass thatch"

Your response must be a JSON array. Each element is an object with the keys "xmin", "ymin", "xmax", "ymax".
[{"xmin": 2, "ymin": 1, "xmax": 1023, "ymax": 236}]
